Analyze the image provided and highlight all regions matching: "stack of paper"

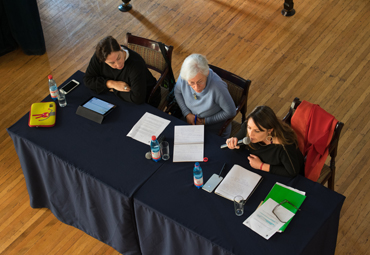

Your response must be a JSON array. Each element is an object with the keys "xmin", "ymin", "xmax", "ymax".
[
  {"xmin": 214, "ymin": 164, "xmax": 262, "ymax": 202},
  {"xmin": 173, "ymin": 125, "xmax": 204, "ymax": 162},
  {"xmin": 243, "ymin": 182, "xmax": 306, "ymax": 239}
]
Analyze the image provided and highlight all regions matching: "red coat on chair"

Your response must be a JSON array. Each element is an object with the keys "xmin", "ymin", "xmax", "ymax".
[{"xmin": 291, "ymin": 100, "xmax": 337, "ymax": 182}]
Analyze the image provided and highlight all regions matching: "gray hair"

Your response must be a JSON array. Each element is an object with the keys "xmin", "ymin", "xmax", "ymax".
[{"xmin": 180, "ymin": 54, "xmax": 209, "ymax": 81}]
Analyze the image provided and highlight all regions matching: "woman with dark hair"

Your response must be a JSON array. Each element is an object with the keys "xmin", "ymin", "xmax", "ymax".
[
  {"xmin": 84, "ymin": 36, "xmax": 160, "ymax": 107},
  {"xmin": 226, "ymin": 106, "xmax": 304, "ymax": 177}
]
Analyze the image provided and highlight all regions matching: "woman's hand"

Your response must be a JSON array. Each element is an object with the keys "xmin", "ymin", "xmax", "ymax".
[
  {"xmin": 196, "ymin": 118, "xmax": 205, "ymax": 125},
  {"xmin": 107, "ymin": 80, "xmax": 131, "ymax": 92},
  {"xmin": 185, "ymin": 113, "xmax": 196, "ymax": 125},
  {"xmin": 248, "ymin": 154, "xmax": 270, "ymax": 172},
  {"xmin": 226, "ymin": 137, "xmax": 239, "ymax": 149}
]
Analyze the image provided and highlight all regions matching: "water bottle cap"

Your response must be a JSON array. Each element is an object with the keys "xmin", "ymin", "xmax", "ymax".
[
  {"xmin": 48, "ymin": 75, "xmax": 53, "ymax": 79},
  {"xmin": 194, "ymin": 162, "xmax": 200, "ymax": 167},
  {"xmin": 151, "ymin": 136, "xmax": 156, "ymax": 140}
]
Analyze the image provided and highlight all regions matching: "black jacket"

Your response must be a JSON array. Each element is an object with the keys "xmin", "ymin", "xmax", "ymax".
[{"xmin": 84, "ymin": 46, "xmax": 160, "ymax": 107}]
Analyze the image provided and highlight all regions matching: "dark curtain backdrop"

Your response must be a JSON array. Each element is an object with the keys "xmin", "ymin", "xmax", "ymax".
[{"xmin": 0, "ymin": 0, "xmax": 45, "ymax": 56}]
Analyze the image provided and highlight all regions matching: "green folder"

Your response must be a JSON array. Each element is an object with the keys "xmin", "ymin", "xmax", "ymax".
[{"xmin": 263, "ymin": 183, "xmax": 306, "ymax": 232}]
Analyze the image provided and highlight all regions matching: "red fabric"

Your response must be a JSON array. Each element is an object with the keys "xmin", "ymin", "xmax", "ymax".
[{"xmin": 291, "ymin": 100, "xmax": 337, "ymax": 182}]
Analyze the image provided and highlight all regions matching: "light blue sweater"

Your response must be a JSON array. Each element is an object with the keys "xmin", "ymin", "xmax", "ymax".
[{"xmin": 174, "ymin": 68, "xmax": 236, "ymax": 138}]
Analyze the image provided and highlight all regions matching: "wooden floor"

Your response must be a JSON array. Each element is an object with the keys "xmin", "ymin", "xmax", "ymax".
[{"xmin": 1, "ymin": 0, "xmax": 369, "ymax": 254}]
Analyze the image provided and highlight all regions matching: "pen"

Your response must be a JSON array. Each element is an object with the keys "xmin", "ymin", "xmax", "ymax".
[
  {"xmin": 194, "ymin": 114, "xmax": 197, "ymax": 125},
  {"xmin": 218, "ymin": 163, "xmax": 226, "ymax": 177}
]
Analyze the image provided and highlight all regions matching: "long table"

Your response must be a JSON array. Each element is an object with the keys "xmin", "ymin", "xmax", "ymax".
[
  {"xmin": 8, "ymin": 71, "xmax": 345, "ymax": 254},
  {"xmin": 7, "ymin": 70, "xmax": 178, "ymax": 254},
  {"xmin": 133, "ymin": 146, "xmax": 345, "ymax": 254}
]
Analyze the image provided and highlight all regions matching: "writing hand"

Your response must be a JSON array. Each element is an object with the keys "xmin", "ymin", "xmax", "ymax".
[{"xmin": 185, "ymin": 113, "xmax": 196, "ymax": 125}]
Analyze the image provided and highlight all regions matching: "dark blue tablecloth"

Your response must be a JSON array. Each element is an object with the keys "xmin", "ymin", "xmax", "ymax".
[
  {"xmin": 133, "ymin": 130, "xmax": 345, "ymax": 255},
  {"xmin": 7, "ymin": 70, "xmax": 180, "ymax": 254},
  {"xmin": 8, "ymin": 70, "xmax": 345, "ymax": 255}
]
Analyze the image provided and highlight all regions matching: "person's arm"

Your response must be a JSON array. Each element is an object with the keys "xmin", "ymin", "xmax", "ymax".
[
  {"xmin": 269, "ymin": 145, "xmax": 302, "ymax": 177},
  {"xmin": 114, "ymin": 60, "xmax": 147, "ymax": 104},
  {"xmin": 248, "ymin": 154, "xmax": 271, "ymax": 171},
  {"xmin": 84, "ymin": 54, "xmax": 110, "ymax": 94},
  {"xmin": 203, "ymin": 80, "xmax": 236, "ymax": 125},
  {"xmin": 174, "ymin": 76, "xmax": 192, "ymax": 118},
  {"xmin": 107, "ymin": 80, "xmax": 130, "ymax": 92},
  {"xmin": 225, "ymin": 121, "xmax": 247, "ymax": 150}
]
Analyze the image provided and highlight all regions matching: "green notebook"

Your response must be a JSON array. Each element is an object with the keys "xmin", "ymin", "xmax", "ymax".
[{"xmin": 263, "ymin": 182, "xmax": 306, "ymax": 232}]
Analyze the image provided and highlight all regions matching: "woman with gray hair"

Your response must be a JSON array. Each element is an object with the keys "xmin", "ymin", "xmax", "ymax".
[{"xmin": 174, "ymin": 54, "xmax": 236, "ymax": 138}]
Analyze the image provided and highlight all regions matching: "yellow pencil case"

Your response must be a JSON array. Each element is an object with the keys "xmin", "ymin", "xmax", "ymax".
[{"xmin": 28, "ymin": 102, "xmax": 57, "ymax": 127}]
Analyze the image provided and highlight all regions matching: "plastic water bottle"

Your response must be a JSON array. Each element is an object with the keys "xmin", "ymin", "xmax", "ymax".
[
  {"xmin": 48, "ymin": 75, "xmax": 59, "ymax": 101},
  {"xmin": 193, "ymin": 162, "xmax": 203, "ymax": 188},
  {"xmin": 150, "ymin": 136, "xmax": 161, "ymax": 162}
]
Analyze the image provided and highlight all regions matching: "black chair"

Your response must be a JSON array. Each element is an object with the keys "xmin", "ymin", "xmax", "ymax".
[
  {"xmin": 208, "ymin": 64, "xmax": 251, "ymax": 138},
  {"xmin": 126, "ymin": 33, "xmax": 173, "ymax": 110}
]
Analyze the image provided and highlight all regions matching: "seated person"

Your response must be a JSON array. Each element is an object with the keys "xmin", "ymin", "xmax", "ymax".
[
  {"xmin": 84, "ymin": 36, "xmax": 161, "ymax": 107},
  {"xmin": 226, "ymin": 106, "xmax": 304, "ymax": 177},
  {"xmin": 174, "ymin": 54, "xmax": 236, "ymax": 138}
]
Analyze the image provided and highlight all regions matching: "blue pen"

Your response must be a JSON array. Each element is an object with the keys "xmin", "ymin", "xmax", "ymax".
[{"xmin": 194, "ymin": 114, "xmax": 197, "ymax": 125}]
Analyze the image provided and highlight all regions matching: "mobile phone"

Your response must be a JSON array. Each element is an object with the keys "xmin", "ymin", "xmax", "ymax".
[
  {"xmin": 60, "ymin": 79, "xmax": 80, "ymax": 94},
  {"xmin": 202, "ymin": 174, "xmax": 223, "ymax": 193}
]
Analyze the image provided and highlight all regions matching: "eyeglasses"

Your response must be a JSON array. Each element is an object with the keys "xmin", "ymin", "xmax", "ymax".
[
  {"xmin": 188, "ymin": 80, "xmax": 206, "ymax": 87},
  {"xmin": 272, "ymin": 199, "xmax": 301, "ymax": 223}
]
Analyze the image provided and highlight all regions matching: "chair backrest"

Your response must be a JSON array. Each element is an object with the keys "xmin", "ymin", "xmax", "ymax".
[
  {"xmin": 209, "ymin": 64, "xmax": 251, "ymax": 124},
  {"xmin": 209, "ymin": 65, "xmax": 251, "ymax": 122},
  {"xmin": 125, "ymin": 33, "xmax": 174, "ymax": 109},
  {"xmin": 283, "ymin": 97, "xmax": 344, "ymax": 189},
  {"xmin": 282, "ymin": 97, "xmax": 344, "ymax": 159},
  {"xmin": 126, "ymin": 33, "xmax": 173, "ymax": 74}
]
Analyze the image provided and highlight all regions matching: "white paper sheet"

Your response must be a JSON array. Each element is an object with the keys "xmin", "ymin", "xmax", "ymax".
[
  {"xmin": 174, "ymin": 125, "xmax": 204, "ymax": 144},
  {"xmin": 276, "ymin": 182, "xmax": 306, "ymax": 195},
  {"xmin": 127, "ymin": 112, "xmax": 170, "ymax": 145},
  {"xmin": 214, "ymin": 164, "xmax": 262, "ymax": 201},
  {"xmin": 173, "ymin": 125, "xmax": 204, "ymax": 162},
  {"xmin": 243, "ymin": 198, "xmax": 295, "ymax": 240}
]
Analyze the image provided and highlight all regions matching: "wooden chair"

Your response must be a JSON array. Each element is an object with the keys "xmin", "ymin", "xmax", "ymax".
[
  {"xmin": 126, "ymin": 33, "xmax": 173, "ymax": 110},
  {"xmin": 208, "ymin": 64, "xmax": 251, "ymax": 138},
  {"xmin": 282, "ymin": 97, "xmax": 344, "ymax": 190}
]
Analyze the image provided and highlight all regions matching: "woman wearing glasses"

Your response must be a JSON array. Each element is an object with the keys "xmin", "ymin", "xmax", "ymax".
[
  {"xmin": 226, "ymin": 106, "xmax": 304, "ymax": 177},
  {"xmin": 174, "ymin": 54, "xmax": 236, "ymax": 138}
]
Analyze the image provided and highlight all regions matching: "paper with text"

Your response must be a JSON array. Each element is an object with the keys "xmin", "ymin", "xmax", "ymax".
[
  {"xmin": 127, "ymin": 112, "xmax": 170, "ymax": 145},
  {"xmin": 173, "ymin": 125, "xmax": 204, "ymax": 162},
  {"xmin": 243, "ymin": 198, "xmax": 294, "ymax": 240},
  {"xmin": 215, "ymin": 164, "xmax": 262, "ymax": 201}
]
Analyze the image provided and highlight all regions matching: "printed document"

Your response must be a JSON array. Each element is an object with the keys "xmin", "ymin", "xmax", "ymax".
[
  {"xmin": 214, "ymin": 164, "xmax": 262, "ymax": 201},
  {"xmin": 262, "ymin": 182, "xmax": 306, "ymax": 232},
  {"xmin": 127, "ymin": 112, "xmax": 170, "ymax": 145},
  {"xmin": 243, "ymin": 198, "xmax": 294, "ymax": 240},
  {"xmin": 173, "ymin": 125, "xmax": 204, "ymax": 162}
]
